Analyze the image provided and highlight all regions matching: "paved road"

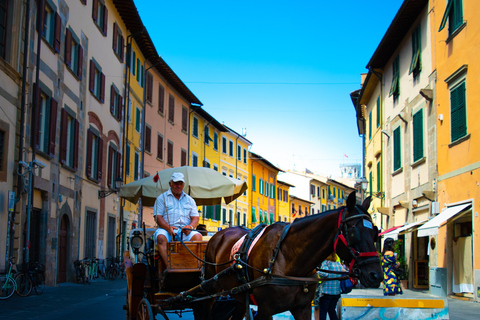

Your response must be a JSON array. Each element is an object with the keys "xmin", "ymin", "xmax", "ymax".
[{"xmin": 2, "ymin": 278, "xmax": 480, "ymax": 319}]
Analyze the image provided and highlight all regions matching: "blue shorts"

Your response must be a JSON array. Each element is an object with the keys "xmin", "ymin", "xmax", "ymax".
[{"xmin": 153, "ymin": 227, "xmax": 201, "ymax": 243}]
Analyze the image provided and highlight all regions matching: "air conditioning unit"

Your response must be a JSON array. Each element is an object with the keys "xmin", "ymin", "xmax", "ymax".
[{"xmin": 431, "ymin": 202, "xmax": 440, "ymax": 215}]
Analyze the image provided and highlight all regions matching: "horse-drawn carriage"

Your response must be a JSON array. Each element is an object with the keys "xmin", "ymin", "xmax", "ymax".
[{"xmin": 123, "ymin": 192, "xmax": 382, "ymax": 320}]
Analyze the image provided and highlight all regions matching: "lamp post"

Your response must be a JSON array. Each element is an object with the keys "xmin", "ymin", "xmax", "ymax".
[
  {"xmin": 98, "ymin": 177, "xmax": 123, "ymax": 199},
  {"xmin": 361, "ymin": 177, "xmax": 368, "ymax": 202}
]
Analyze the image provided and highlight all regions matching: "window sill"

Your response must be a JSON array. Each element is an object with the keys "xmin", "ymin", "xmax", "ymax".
[
  {"xmin": 392, "ymin": 167, "xmax": 403, "ymax": 177},
  {"xmin": 61, "ymin": 163, "xmax": 77, "ymax": 173},
  {"xmin": 411, "ymin": 157, "xmax": 426, "ymax": 168},
  {"xmin": 66, "ymin": 64, "xmax": 82, "ymax": 81},
  {"xmin": 446, "ymin": 22, "xmax": 467, "ymax": 44},
  {"xmin": 156, "ymin": 157, "xmax": 164, "ymax": 162},
  {"xmin": 449, "ymin": 133, "xmax": 470, "ymax": 148}
]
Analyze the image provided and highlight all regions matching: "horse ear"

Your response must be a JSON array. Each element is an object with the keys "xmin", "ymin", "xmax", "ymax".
[
  {"xmin": 346, "ymin": 191, "xmax": 356, "ymax": 211},
  {"xmin": 362, "ymin": 196, "xmax": 372, "ymax": 211}
]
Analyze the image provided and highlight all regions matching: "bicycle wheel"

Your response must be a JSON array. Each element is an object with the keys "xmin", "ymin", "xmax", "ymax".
[
  {"xmin": 34, "ymin": 273, "xmax": 45, "ymax": 295},
  {"xmin": 0, "ymin": 275, "xmax": 16, "ymax": 299},
  {"xmin": 107, "ymin": 267, "xmax": 119, "ymax": 280},
  {"xmin": 15, "ymin": 273, "xmax": 33, "ymax": 297}
]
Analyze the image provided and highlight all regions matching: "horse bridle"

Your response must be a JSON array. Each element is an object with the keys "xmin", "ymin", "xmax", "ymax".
[{"xmin": 333, "ymin": 207, "xmax": 379, "ymax": 277}]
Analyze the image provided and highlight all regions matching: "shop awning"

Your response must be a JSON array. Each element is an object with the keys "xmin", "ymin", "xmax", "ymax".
[
  {"xmin": 382, "ymin": 220, "xmax": 427, "ymax": 240},
  {"xmin": 417, "ymin": 203, "xmax": 472, "ymax": 237},
  {"xmin": 379, "ymin": 225, "xmax": 403, "ymax": 237}
]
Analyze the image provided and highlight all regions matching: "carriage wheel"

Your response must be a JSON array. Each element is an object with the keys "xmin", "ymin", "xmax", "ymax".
[{"xmin": 136, "ymin": 298, "xmax": 154, "ymax": 320}]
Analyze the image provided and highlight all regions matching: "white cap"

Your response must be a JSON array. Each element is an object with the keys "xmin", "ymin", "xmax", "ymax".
[{"xmin": 170, "ymin": 172, "xmax": 185, "ymax": 182}]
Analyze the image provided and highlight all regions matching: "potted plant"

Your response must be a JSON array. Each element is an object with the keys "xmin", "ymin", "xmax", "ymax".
[{"xmin": 394, "ymin": 240, "xmax": 409, "ymax": 289}]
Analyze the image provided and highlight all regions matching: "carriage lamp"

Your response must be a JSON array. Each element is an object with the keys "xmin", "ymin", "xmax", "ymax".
[
  {"xmin": 98, "ymin": 177, "xmax": 123, "ymax": 199},
  {"xmin": 361, "ymin": 178, "xmax": 368, "ymax": 192},
  {"xmin": 131, "ymin": 230, "xmax": 143, "ymax": 257}
]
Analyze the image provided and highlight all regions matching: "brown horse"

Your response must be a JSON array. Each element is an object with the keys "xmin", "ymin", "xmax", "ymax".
[{"xmin": 200, "ymin": 192, "xmax": 381, "ymax": 320}]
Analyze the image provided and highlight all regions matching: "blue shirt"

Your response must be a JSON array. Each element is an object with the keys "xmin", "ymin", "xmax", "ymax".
[
  {"xmin": 318, "ymin": 260, "xmax": 346, "ymax": 295},
  {"xmin": 153, "ymin": 189, "xmax": 199, "ymax": 227}
]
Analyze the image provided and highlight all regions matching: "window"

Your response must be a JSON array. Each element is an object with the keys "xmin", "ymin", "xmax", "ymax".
[
  {"xmin": 204, "ymin": 126, "xmax": 211, "ymax": 144},
  {"xmin": 389, "ymin": 55, "xmax": 400, "ymax": 100},
  {"xmin": 110, "ymin": 85, "xmax": 122, "ymax": 121},
  {"xmin": 251, "ymin": 207, "xmax": 257, "ymax": 223},
  {"xmin": 92, "ymin": 0, "xmax": 108, "ymax": 36},
  {"xmin": 130, "ymin": 49, "xmax": 136, "ymax": 75},
  {"xmin": 167, "ymin": 140, "xmax": 173, "ymax": 166},
  {"xmin": 236, "ymin": 211, "xmax": 241, "ymax": 226},
  {"xmin": 243, "ymin": 212, "xmax": 247, "ymax": 226},
  {"xmin": 243, "ymin": 148, "xmax": 247, "ymax": 164},
  {"xmin": 222, "ymin": 208, "xmax": 227, "ymax": 224},
  {"xmin": 0, "ymin": 120, "xmax": 9, "ymax": 181},
  {"xmin": 368, "ymin": 111, "xmax": 372, "ymax": 140},
  {"xmin": 192, "ymin": 116, "xmax": 199, "ymax": 138},
  {"xmin": 85, "ymin": 211, "xmax": 97, "ymax": 260},
  {"xmin": 203, "ymin": 159, "xmax": 210, "ymax": 168},
  {"xmin": 376, "ymin": 161, "xmax": 381, "ymax": 192},
  {"xmin": 112, "ymin": 23, "xmax": 124, "ymax": 61},
  {"xmin": 107, "ymin": 144, "xmax": 121, "ymax": 189},
  {"xmin": 146, "ymin": 72, "xmax": 153, "ymax": 103},
  {"xmin": 222, "ymin": 137, "xmax": 227, "ymax": 154},
  {"xmin": 265, "ymin": 183, "xmax": 269, "ymax": 197},
  {"xmin": 135, "ymin": 107, "xmax": 141, "ymax": 132},
  {"xmin": 259, "ymin": 179, "xmax": 263, "ymax": 194},
  {"xmin": 181, "ymin": 149, "xmax": 187, "ymax": 166},
  {"xmin": 410, "ymin": 24, "xmax": 421, "ymax": 78},
  {"xmin": 278, "ymin": 188, "xmax": 282, "ymax": 201},
  {"xmin": 439, "ymin": 0, "xmax": 464, "ymax": 36},
  {"xmin": 145, "ymin": 125, "xmax": 151, "ymax": 153},
  {"xmin": 237, "ymin": 145, "xmax": 241, "ymax": 161},
  {"xmin": 376, "ymin": 96, "xmax": 381, "ymax": 128},
  {"xmin": 89, "ymin": 59, "xmax": 105, "ymax": 102},
  {"xmin": 205, "ymin": 205, "xmax": 221, "ymax": 221},
  {"xmin": 134, "ymin": 150, "xmax": 139, "ymax": 180},
  {"xmin": 229, "ymin": 209, "xmax": 233, "ymax": 226},
  {"xmin": 213, "ymin": 132, "xmax": 218, "ymax": 151},
  {"xmin": 252, "ymin": 175, "xmax": 256, "ymax": 191},
  {"xmin": 156, "ymin": 134, "xmax": 163, "ymax": 161},
  {"xmin": 270, "ymin": 184, "xmax": 275, "ymax": 199},
  {"xmin": 317, "ymin": 186, "xmax": 320, "ymax": 197},
  {"xmin": 33, "ymin": 84, "xmax": 57, "ymax": 156},
  {"xmin": 213, "ymin": 164, "xmax": 218, "ymax": 171},
  {"xmin": 310, "ymin": 185, "xmax": 315, "ymax": 196},
  {"xmin": 192, "ymin": 153, "xmax": 198, "ymax": 167},
  {"xmin": 393, "ymin": 126, "xmax": 401, "ymax": 171},
  {"xmin": 168, "ymin": 94, "xmax": 175, "ymax": 123},
  {"xmin": 59, "ymin": 108, "xmax": 79, "ymax": 169},
  {"xmin": 136, "ymin": 58, "xmax": 140, "ymax": 82},
  {"xmin": 86, "ymin": 128, "xmax": 103, "ymax": 181},
  {"xmin": 0, "ymin": 0, "xmax": 8, "ymax": 58},
  {"xmin": 450, "ymin": 81, "xmax": 467, "ymax": 142},
  {"xmin": 182, "ymin": 106, "xmax": 188, "ymax": 132},
  {"xmin": 229, "ymin": 140, "xmax": 233, "ymax": 157},
  {"xmin": 158, "ymin": 84, "xmax": 165, "ymax": 114},
  {"xmin": 413, "ymin": 109, "xmax": 424, "ymax": 162},
  {"xmin": 65, "ymin": 28, "xmax": 83, "ymax": 79},
  {"xmin": 125, "ymin": 143, "xmax": 130, "ymax": 176},
  {"xmin": 41, "ymin": 1, "xmax": 61, "ymax": 52}
]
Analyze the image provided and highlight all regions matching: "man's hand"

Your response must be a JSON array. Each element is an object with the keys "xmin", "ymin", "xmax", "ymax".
[{"xmin": 182, "ymin": 224, "xmax": 193, "ymax": 236}]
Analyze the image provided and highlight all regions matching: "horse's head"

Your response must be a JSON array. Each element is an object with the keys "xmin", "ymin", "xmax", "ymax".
[{"xmin": 334, "ymin": 192, "xmax": 382, "ymax": 288}]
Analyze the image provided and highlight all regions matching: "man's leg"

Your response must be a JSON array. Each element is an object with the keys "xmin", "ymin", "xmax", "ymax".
[{"xmin": 156, "ymin": 234, "xmax": 168, "ymax": 267}]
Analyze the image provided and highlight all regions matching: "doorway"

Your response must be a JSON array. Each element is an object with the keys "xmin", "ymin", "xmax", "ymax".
[
  {"xmin": 413, "ymin": 234, "xmax": 429, "ymax": 289},
  {"xmin": 451, "ymin": 211, "xmax": 473, "ymax": 297}
]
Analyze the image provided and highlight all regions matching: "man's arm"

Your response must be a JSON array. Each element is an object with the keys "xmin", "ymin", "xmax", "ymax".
[{"xmin": 156, "ymin": 215, "xmax": 175, "ymax": 238}]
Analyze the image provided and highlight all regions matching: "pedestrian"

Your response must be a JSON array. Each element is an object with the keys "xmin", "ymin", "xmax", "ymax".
[
  {"xmin": 314, "ymin": 253, "xmax": 345, "ymax": 320},
  {"xmin": 153, "ymin": 172, "xmax": 202, "ymax": 267},
  {"xmin": 382, "ymin": 237, "xmax": 403, "ymax": 296}
]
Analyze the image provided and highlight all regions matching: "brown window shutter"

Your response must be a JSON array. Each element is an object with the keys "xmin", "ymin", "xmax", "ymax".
[
  {"xmin": 92, "ymin": 0, "xmax": 98, "ymax": 22},
  {"xmin": 116, "ymin": 152, "xmax": 121, "ymax": 180},
  {"xmin": 100, "ymin": 72, "xmax": 105, "ymax": 102},
  {"xmin": 168, "ymin": 95, "xmax": 174, "ymax": 122},
  {"xmin": 146, "ymin": 73, "xmax": 153, "ymax": 102},
  {"xmin": 33, "ymin": 83, "xmax": 42, "ymax": 150},
  {"xmin": 97, "ymin": 137, "xmax": 103, "ymax": 181},
  {"xmin": 77, "ymin": 45, "xmax": 83, "ymax": 79},
  {"xmin": 120, "ymin": 36, "xmax": 124, "ymax": 62},
  {"xmin": 167, "ymin": 141, "xmax": 173, "ymax": 166},
  {"xmin": 103, "ymin": 6, "xmax": 108, "ymax": 36},
  {"xmin": 86, "ymin": 129, "xmax": 92, "ymax": 177},
  {"xmin": 59, "ymin": 109, "xmax": 68, "ymax": 164},
  {"xmin": 157, "ymin": 135, "xmax": 163, "ymax": 160},
  {"xmin": 108, "ymin": 145, "xmax": 113, "ymax": 188},
  {"xmin": 73, "ymin": 119, "xmax": 79, "ymax": 170},
  {"xmin": 145, "ymin": 126, "xmax": 151, "ymax": 152},
  {"xmin": 110, "ymin": 85, "xmax": 115, "ymax": 115},
  {"xmin": 118, "ymin": 95, "xmax": 123, "ymax": 121},
  {"xmin": 54, "ymin": 12, "xmax": 61, "ymax": 53},
  {"xmin": 112, "ymin": 23, "xmax": 117, "ymax": 51},
  {"xmin": 182, "ymin": 107, "xmax": 188, "ymax": 132},
  {"xmin": 65, "ymin": 29, "xmax": 72, "ymax": 67},
  {"xmin": 89, "ymin": 60, "xmax": 95, "ymax": 93},
  {"xmin": 181, "ymin": 149, "xmax": 187, "ymax": 166},
  {"xmin": 38, "ymin": 0, "xmax": 46, "ymax": 34},
  {"xmin": 158, "ymin": 85, "xmax": 164, "ymax": 114}
]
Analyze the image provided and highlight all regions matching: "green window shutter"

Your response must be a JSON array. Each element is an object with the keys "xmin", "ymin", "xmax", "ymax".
[
  {"xmin": 393, "ymin": 127, "xmax": 401, "ymax": 171},
  {"xmin": 369, "ymin": 171, "xmax": 373, "ymax": 196},
  {"xmin": 368, "ymin": 111, "xmax": 372, "ymax": 140},
  {"xmin": 125, "ymin": 144, "xmax": 130, "ymax": 175},
  {"xmin": 265, "ymin": 183, "xmax": 269, "ymax": 197},
  {"xmin": 270, "ymin": 213, "xmax": 274, "ymax": 224},
  {"xmin": 413, "ymin": 109, "xmax": 424, "ymax": 162},
  {"xmin": 259, "ymin": 179, "xmax": 263, "ymax": 194},
  {"xmin": 252, "ymin": 207, "xmax": 257, "ymax": 223},
  {"xmin": 376, "ymin": 161, "xmax": 381, "ymax": 192},
  {"xmin": 389, "ymin": 56, "xmax": 400, "ymax": 98},
  {"xmin": 205, "ymin": 206, "xmax": 213, "ymax": 219},
  {"xmin": 451, "ymin": 82, "xmax": 467, "ymax": 142},
  {"xmin": 252, "ymin": 175, "xmax": 256, "ymax": 191},
  {"xmin": 214, "ymin": 205, "xmax": 221, "ymax": 220},
  {"xmin": 135, "ymin": 108, "xmax": 140, "ymax": 131},
  {"xmin": 376, "ymin": 96, "xmax": 381, "ymax": 128},
  {"xmin": 409, "ymin": 25, "xmax": 421, "ymax": 76},
  {"xmin": 271, "ymin": 185, "xmax": 275, "ymax": 199}
]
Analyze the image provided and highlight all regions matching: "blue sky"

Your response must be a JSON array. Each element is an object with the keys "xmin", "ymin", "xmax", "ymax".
[{"xmin": 136, "ymin": 0, "xmax": 404, "ymax": 177}]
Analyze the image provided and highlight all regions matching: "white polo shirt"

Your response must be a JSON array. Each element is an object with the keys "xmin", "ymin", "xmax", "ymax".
[{"xmin": 153, "ymin": 189, "xmax": 199, "ymax": 227}]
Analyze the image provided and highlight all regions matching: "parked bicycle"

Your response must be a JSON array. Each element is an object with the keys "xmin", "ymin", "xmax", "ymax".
[
  {"xmin": 73, "ymin": 259, "xmax": 87, "ymax": 285},
  {"xmin": 15, "ymin": 261, "xmax": 45, "ymax": 296},
  {"xmin": 0, "ymin": 258, "xmax": 17, "ymax": 299}
]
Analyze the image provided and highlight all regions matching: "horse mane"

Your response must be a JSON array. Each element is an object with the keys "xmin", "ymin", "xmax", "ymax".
[{"xmin": 289, "ymin": 205, "xmax": 346, "ymax": 229}]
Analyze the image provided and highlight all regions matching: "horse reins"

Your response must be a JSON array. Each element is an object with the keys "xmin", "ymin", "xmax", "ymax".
[{"xmin": 333, "ymin": 208, "xmax": 379, "ymax": 276}]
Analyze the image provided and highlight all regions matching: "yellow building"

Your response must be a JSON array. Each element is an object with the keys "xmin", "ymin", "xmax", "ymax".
[
  {"xmin": 189, "ymin": 106, "xmax": 228, "ymax": 232},
  {"xmin": 277, "ymin": 181, "xmax": 294, "ymax": 222},
  {"xmin": 430, "ymin": 0, "xmax": 480, "ymax": 300},
  {"xmin": 289, "ymin": 195, "xmax": 314, "ymax": 220},
  {"xmin": 249, "ymin": 152, "xmax": 283, "ymax": 227}
]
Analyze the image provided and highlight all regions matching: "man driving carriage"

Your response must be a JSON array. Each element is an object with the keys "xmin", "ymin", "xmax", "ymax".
[{"xmin": 153, "ymin": 172, "xmax": 202, "ymax": 266}]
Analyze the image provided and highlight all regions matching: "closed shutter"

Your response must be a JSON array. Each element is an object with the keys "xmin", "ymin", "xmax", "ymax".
[
  {"xmin": 451, "ymin": 82, "xmax": 467, "ymax": 142},
  {"xmin": 168, "ymin": 95, "xmax": 174, "ymax": 122},
  {"xmin": 89, "ymin": 60, "xmax": 95, "ymax": 93},
  {"xmin": 60, "ymin": 109, "xmax": 68, "ymax": 164},
  {"xmin": 97, "ymin": 137, "xmax": 103, "ymax": 181},
  {"xmin": 92, "ymin": 0, "xmax": 98, "ymax": 22},
  {"xmin": 77, "ymin": 45, "xmax": 83, "ymax": 79},
  {"xmin": 393, "ymin": 127, "xmax": 401, "ymax": 171},
  {"xmin": 73, "ymin": 119, "xmax": 79, "ymax": 170},
  {"xmin": 86, "ymin": 129, "xmax": 92, "ymax": 177},
  {"xmin": 413, "ymin": 109, "xmax": 424, "ymax": 162},
  {"xmin": 33, "ymin": 83, "xmax": 41, "ymax": 150},
  {"xmin": 108, "ymin": 145, "xmax": 114, "ymax": 188},
  {"xmin": 110, "ymin": 85, "xmax": 115, "ymax": 115},
  {"xmin": 48, "ymin": 98, "xmax": 58, "ymax": 157},
  {"xmin": 158, "ymin": 85, "xmax": 164, "ymax": 114},
  {"xmin": 102, "ymin": 5, "xmax": 108, "ymax": 36},
  {"xmin": 65, "ymin": 29, "xmax": 72, "ymax": 67},
  {"xmin": 145, "ymin": 126, "xmax": 151, "ymax": 152},
  {"xmin": 54, "ymin": 13, "xmax": 61, "ymax": 53},
  {"xmin": 112, "ymin": 23, "xmax": 117, "ymax": 51},
  {"xmin": 100, "ymin": 72, "xmax": 105, "ymax": 102},
  {"xmin": 182, "ymin": 107, "xmax": 188, "ymax": 132},
  {"xmin": 157, "ymin": 135, "xmax": 163, "ymax": 160}
]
